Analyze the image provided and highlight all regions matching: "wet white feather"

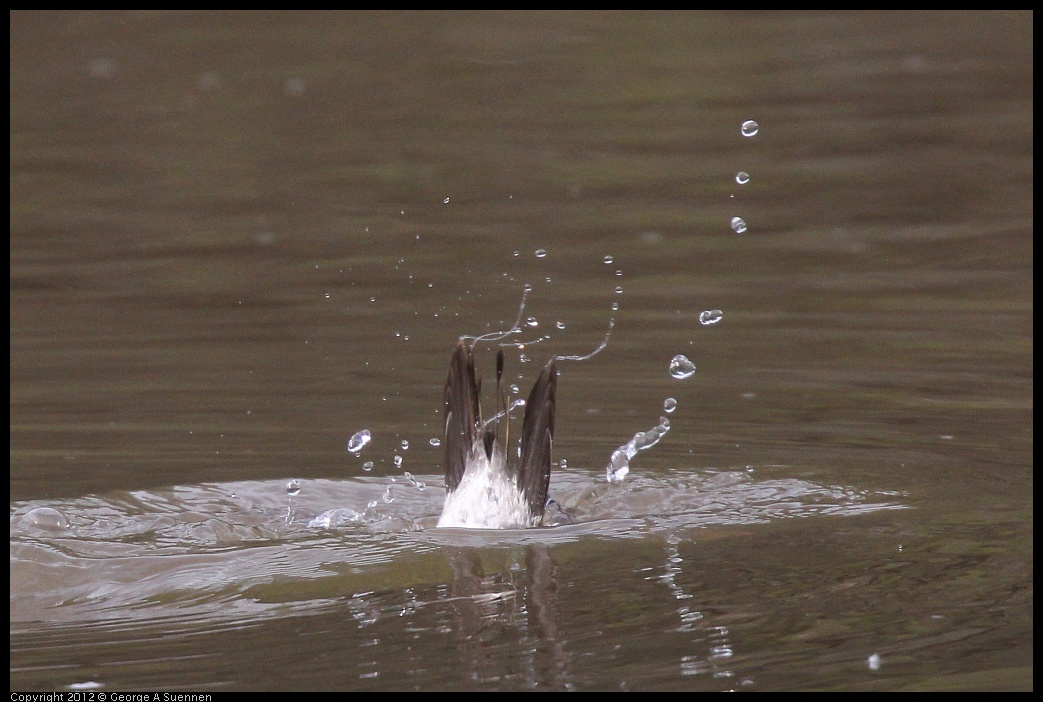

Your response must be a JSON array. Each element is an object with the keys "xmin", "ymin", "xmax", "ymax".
[{"xmin": 437, "ymin": 443, "xmax": 536, "ymax": 529}]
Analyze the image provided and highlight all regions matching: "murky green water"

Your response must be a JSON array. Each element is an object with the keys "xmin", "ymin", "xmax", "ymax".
[{"xmin": 11, "ymin": 11, "xmax": 1031, "ymax": 691}]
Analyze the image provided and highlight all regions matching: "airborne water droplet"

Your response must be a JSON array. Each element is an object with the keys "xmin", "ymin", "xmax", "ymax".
[
  {"xmin": 286, "ymin": 480, "xmax": 301, "ymax": 497},
  {"xmin": 741, "ymin": 120, "xmax": 759, "ymax": 137},
  {"xmin": 347, "ymin": 429, "xmax": 372, "ymax": 454},
  {"xmin": 669, "ymin": 355, "xmax": 697, "ymax": 380},
  {"xmin": 730, "ymin": 217, "xmax": 748, "ymax": 234},
  {"xmin": 535, "ymin": 248, "xmax": 547, "ymax": 258},
  {"xmin": 736, "ymin": 172, "xmax": 750, "ymax": 185},
  {"xmin": 663, "ymin": 397, "xmax": 678, "ymax": 413},
  {"xmin": 699, "ymin": 309, "xmax": 723, "ymax": 325}
]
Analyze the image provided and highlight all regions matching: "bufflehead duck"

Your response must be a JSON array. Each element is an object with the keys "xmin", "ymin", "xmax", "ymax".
[{"xmin": 437, "ymin": 340, "xmax": 556, "ymax": 529}]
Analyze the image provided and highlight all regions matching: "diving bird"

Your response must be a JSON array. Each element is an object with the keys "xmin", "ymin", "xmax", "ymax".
[{"xmin": 437, "ymin": 340, "xmax": 556, "ymax": 529}]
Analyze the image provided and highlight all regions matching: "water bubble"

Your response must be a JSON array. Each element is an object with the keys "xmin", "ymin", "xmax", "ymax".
[
  {"xmin": 730, "ymin": 217, "xmax": 747, "ymax": 234},
  {"xmin": 663, "ymin": 397, "xmax": 678, "ymax": 413},
  {"xmin": 362, "ymin": 461, "xmax": 374, "ymax": 472},
  {"xmin": 23, "ymin": 507, "xmax": 69, "ymax": 530},
  {"xmin": 429, "ymin": 437, "xmax": 441, "ymax": 447},
  {"xmin": 347, "ymin": 429, "xmax": 372, "ymax": 454},
  {"xmin": 669, "ymin": 355, "xmax": 697, "ymax": 379},
  {"xmin": 699, "ymin": 309, "xmax": 723, "ymax": 325},
  {"xmin": 286, "ymin": 480, "xmax": 301, "ymax": 497},
  {"xmin": 741, "ymin": 120, "xmax": 759, "ymax": 137},
  {"xmin": 736, "ymin": 172, "xmax": 750, "ymax": 185},
  {"xmin": 535, "ymin": 248, "xmax": 547, "ymax": 258}
]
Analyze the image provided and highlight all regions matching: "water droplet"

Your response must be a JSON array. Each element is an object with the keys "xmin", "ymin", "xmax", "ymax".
[
  {"xmin": 736, "ymin": 172, "xmax": 750, "ymax": 185},
  {"xmin": 526, "ymin": 316, "xmax": 539, "ymax": 327},
  {"xmin": 400, "ymin": 440, "xmax": 409, "ymax": 450},
  {"xmin": 535, "ymin": 248, "xmax": 547, "ymax": 258},
  {"xmin": 730, "ymin": 216, "xmax": 747, "ymax": 234},
  {"xmin": 429, "ymin": 437, "xmax": 441, "ymax": 447},
  {"xmin": 603, "ymin": 255, "xmax": 614, "ymax": 264},
  {"xmin": 510, "ymin": 384, "xmax": 520, "ymax": 394},
  {"xmin": 286, "ymin": 480, "xmax": 301, "ymax": 497},
  {"xmin": 362, "ymin": 461, "xmax": 374, "ymax": 472},
  {"xmin": 614, "ymin": 285, "xmax": 624, "ymax": 294},
  {"xmin": 663, "ymin": 397, "xmax": 678, "ymax": 413},
  {"xmin": 393, "ymin": 455, "xmax": 403, "ymax": 468},
  {"xmin": 611, "ymin": 301, "xmax": 620, "ymax": 311},
  {"xmin": 741, "ymin": 120, "xmax": 759, "ymax": 137},
  {"xmin": 347, "ymin": 429, "xmax": 372, "ymax": 454},
  {"xmin": 699, "ymin": 309, "xmax": 723, "ymax": 325},
  {"xmin": 669, "ymin": 355, "xmax": 696, "ymax": 379},
  {"xmin": 560, "ymin": 457, "xmax": 568, "ymax": 468},
  {"xmin": 443, "ymin": 196, "xmax": 450, "ymax": 204},
  {"xmin": 555, "ymin": 321, "xmax": 566, "ymax": 330},
  {"xmin": 383, "ymin": 486, "xmax": 394, "ymax": 503}
]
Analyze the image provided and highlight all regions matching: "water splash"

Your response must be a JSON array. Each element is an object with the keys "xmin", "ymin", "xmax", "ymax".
[{"xmin": 606, "ymin": 416, "xmax": 671, "ymax": 483}]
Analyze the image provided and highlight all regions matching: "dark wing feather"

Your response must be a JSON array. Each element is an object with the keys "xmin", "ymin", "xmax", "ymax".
[
  {"xmin": 517, "ymin": 358, "xmax": 556, "ymax": 520},
  {"xmin": 444, "ymin": 340, "xmax": 480, "ymax": 493}
]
